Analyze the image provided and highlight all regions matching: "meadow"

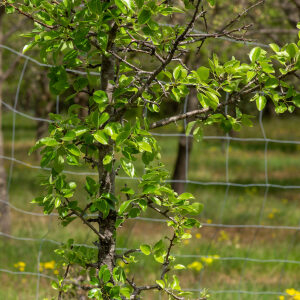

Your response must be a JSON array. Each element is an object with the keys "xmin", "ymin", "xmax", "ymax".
[{"xmin": 0, "ymin": 110, "xmax": 299, "ymax": 299}]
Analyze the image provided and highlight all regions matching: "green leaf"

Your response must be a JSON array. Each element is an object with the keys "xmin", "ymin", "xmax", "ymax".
[
  {"xmin": 99, "ymin": 265, "xmax": 111, "ymax": 283},
  {"xmin": 23, "ymin": 42, "xmax": 37, "ymax": 53},
  {"xmin": 121, "ymin": 187, "xmax": 134, "ymax": 194},
  {"xmin": 264, "ymin": 78, "xmax": 278, "ymax": 89},
  {"xmin": 61, "ymin": 131, "xmax": 76, "ymax": 141},
  {"xmin": 138, "ymin": 9, "xmax": 151, "ymax": 24},
  {"xmin": 178, "ymin": 192, "xmax": 195, "ymax": 200},
  {"xmin": 5, "ymin": 6, "xmax": 15, "ymax": 14},
  {"xmin": 54, "ymin": 197, "xmax": 61, "ymax": 208},
  {"xmin": 88, "ymin": 0, "xmax": 102, "ymax": 14},
  {"xmin": 293, "ymin": 95, "xmax": 300, "ymax": 107},
  {"xmin": 182, "ymin": 233, "xmax": 192, "ymax": 239},
  {"xmin": 115, "ymin": 0, "xmax": 134, "ymax": 13},
  {"xmin": 103, "ymin": 154, "xmax": 113, "ymax": 165},
  {"xmin": 256, "ymin": 95, "xmax": 267, "ymax": 111},
  {"xmin": 140, "ymin": 244, "xmax": 151, "ymax": 255},
  {"xmin": 286, "ymin": 43, "xmax": 299, "ymax": 58},
  {"xmin": 269, "ymin": 43, "xmax": 280, "ymax": 53},
  {"xmin": 186, "ymin": 121, "xmax": 196, "ymax": 136},
  {"xmin": 134, "ymin": 0, "xmax": 144, "ymax": 8},
  {"xmin": 51, "ymin": 281, "xmax": 59, "ymax": 290},
  {"xmin": 85, "ymin": 177, "xmax": 98, "ymax": 195},
  {"xmin": 156, "ymin": 280, "xmax": 165, "ymax": 289},
  {"xmin": 40, "ymin": 137, "xmax": 59, "ymax": 147},
  {"xmin": 190, "ymin": 202, "xmax": 204, "ymax": 215},
  {"xmin": 207, "ymin": 0, "xmax": 216, "ymax": 6},
  {"xmin": 128, "ymin": 207, "xmax": 140, "ymax": 218},
  {"xmin": 197, "ymin": 66, "xmax": 210, "ymax": 81},
  {"xmin": 113, "ymin": 267, "xmax": 126, "ymax": 283},
  {"xmin": 138, "ymin": 141, "xmax": 152, "ymax": 152},
  {"xmin": 48, "ymin": 66, "xmax": 69, "ymax": 95},
  {"xmin": 174, "ymin": 264, "xmax": 186, "ymax": 270},
  {"xmin": 73, "ymin": 77, "xmax": 88, "ymax": 91},
  {"xmin": 98, "ymin": 113, "xmax": 110, "ymax": 126},
  {"xmin": 249, "ymin": 47, "xmax": 262, "ymax": 62},
  {"xmin": 173, "ymin": 65, "xmax": 182, "ymax": 80},
  {"xmin": 120, "ymin": 287, "xmax": 131, "ymax": 298},
  {"xmin": 66, "ymin": 144, "xmax": 81, "ymax": 156},
  {"xmin": 93, "ymin": 130, "xmax": 109, "ymax": 145},
  {"xmin": 120, "ymin": 158, "xmax": 135, "ymax": 177},
  {"xmin": 93, "ymin": 90, "xmax": 108, "ymax": 104},
  {"xmin": 153, "ymin": 239, "xmax": 164, "ymax": 252},
  {"xmin": 118, "ymin": 200, "xmax": 132, "ymax": 214},
  {"xmin": 275, "ymin": 104, "xmax": 287, "ymax": 114},
  {"xmin": 116, "ymin": 130, "xmax": 131, "ymax": 146}
]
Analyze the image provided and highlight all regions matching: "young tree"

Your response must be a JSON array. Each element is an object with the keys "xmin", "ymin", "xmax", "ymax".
[{"xmin": 3, "ymin": 0, "xmax": 300, "ymax": 298}]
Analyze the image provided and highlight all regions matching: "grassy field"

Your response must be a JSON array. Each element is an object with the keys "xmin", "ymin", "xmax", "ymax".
[{"xmin": 0, "ymin": 110, "xmax": 299, "ymax": 299}]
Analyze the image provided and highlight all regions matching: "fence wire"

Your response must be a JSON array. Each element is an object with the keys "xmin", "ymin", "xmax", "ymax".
[{"xmin": 0, "ymin": 41, "xmax": 299, "ymax": 299}]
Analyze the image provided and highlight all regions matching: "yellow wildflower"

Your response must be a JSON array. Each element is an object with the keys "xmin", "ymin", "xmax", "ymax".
[
  {"xmin": 195, "ymin": 233, "xmax": 202, "ymax": 239},
  {"xmin": 206, "ymin": 219, "xmax": 212, "ymax": 224},
  {"xmin": 279, "ymin": 296, "xmax": 285, "ymax": 300},
  {"xmin": 268, "ymin": 213, "xmax": 274, "ymax": 219},
  {"xmin": 286, "ymin": 288, "xmax": 300, "ymax": 298},
  {"xmin": 14, "ymin": 262, "xmax": 26, "ymax": 272},
  {"xmin": 268, "ymin": 208, "xmax": 279, "ymax": 219},
  {"xmin": 187, "ymin": 261, "xmax": 203, "ymax": 271},
  {"xmin": 43, "ymin": 260, "xmax": 55, "ymax": 270},
  {"xmin": 201, "ymin": 257, "xmax": 213, "ymax": 265},
  {"xmin": 53, "ymin": 270, "xmax": 59, "ymax": 275},
  {"xmin": 218, "ymin": 230, "xmax": 229, "ymax": 242},
  {"xmin": 201, "ymin": 255, "xmax": 219, "ymax": 265}
]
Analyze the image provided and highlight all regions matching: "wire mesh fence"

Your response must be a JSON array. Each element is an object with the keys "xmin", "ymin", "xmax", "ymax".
[{"xmin": 0, "ymin": 40, "xmax": 299, "ymax": 299}]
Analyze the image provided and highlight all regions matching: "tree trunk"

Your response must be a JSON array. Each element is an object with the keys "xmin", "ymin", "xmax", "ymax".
[
  {"xmin": 97, "ymin": 144, "xmax": 116, "ymax": 274},
  {"xmin": 0, "ymin": 6, "xmax": 11, "ymax": 234},
  {"xmin": 96, "ymin": 24, "xmax": 118, "ymax": 276},
  {"xmin": 172, "ymin": 88, "xmax": 198, "ymax": 195}
]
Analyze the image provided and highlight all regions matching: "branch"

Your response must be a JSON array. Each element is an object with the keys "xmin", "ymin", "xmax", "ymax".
[
  {"xmin": 161, "ymin": 232, "xmax": 176, "ymax": 279},
  {"xmin": 147, "ymin": 201, "xmax": 177, "ymax": 224},
  {"xmin": 115, "ymin": 248, "xmax": 141, "ymax": 260},
  {"xmin": 219, "ymin": 0, "xmax": 265, "ymax": 32},
  {"xmin": 182, "ymin": 25, "xmax": 253, "ymax": 45},
  {"xmin": 108, "ymin": 50, "xmax": 152, "ymax": 74},
  {"xmin": 128, "ymin": 0, "xmax": 203, "ymax": 104},
  {"xmin": 58, "ymin": 263, "xmax": 71, "ymax": 300},
  {"xmin": 150, "ymin": 67, "xmax": 297, "ymax": 129},
  {"xmin": 149, "ymin": 106, "xmax": 212, "ymax": 129},
  {"xmin": 68, "ymin": 208, "xmax": 106, "ymax": 240},
  {"xmin": 4, "ymin": 2, "xmax": 58, "ymax": 29}
]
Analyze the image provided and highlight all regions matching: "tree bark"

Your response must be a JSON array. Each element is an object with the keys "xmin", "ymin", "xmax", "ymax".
[
  {"xmin": 0, "ymin": 6, "xmax": 11, "ymax": 234},
  {"xmin": 96, "ymin": 23, "xmax": 118, "ymax": 275},
  {"xmin": 172, "ymin": 88, "xmax": 198, "ymax": 195},
  {"xmin": 97, "ymin": 144, "xmax": 116, "ymax": 274}
]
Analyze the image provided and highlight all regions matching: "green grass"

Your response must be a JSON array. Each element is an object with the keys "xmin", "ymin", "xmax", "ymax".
[{"xmin": 0, "ymin": 111, "xmax": 299, "ymax": 299}]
